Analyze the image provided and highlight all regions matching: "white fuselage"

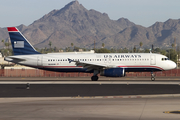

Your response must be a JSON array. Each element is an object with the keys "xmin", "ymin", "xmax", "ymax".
[{"xmin": 5, "ymin": 53, "xmax": 176, "ymax": 73}]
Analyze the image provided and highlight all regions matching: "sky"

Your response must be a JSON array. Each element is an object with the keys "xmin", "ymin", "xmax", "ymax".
[{"xmin": 0, "ymin": 0, "xmax": 180, "ymax": 28}]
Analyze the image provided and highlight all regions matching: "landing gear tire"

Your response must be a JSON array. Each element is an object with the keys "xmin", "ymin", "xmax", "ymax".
[
  {"xmin": 91, "ymin": 76, "xmax": 99, "ymax": 81},
  {"xmin": 151, "ymin": 72, "xmax": 155, "ymax": 81},
  {"xmin": 151, "ymin": 77, "xmax": 155, "ymax": 81}
]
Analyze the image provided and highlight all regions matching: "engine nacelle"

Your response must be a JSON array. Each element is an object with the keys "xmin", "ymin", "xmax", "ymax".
[{"xmin": 100, "ymin": 68, "xmax": 125, "ymax": 77}]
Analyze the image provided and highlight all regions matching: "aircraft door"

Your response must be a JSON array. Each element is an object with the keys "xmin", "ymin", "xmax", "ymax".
[
  {"xmin": 37, "ymin": 56, "xmax": 43, "ymax": 66},
  {"xmin": 150, "ymin": 55, "xmax": 156, "ymax": 65}
]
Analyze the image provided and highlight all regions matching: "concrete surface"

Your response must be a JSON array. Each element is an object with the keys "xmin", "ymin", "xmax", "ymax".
[
  {"xmin": 0, "ymin": 97, "xmax": 180, "ymax": 120},
  {"xmin": 1, "ymin": 77, "xmax": 180, "ymax": 120}
]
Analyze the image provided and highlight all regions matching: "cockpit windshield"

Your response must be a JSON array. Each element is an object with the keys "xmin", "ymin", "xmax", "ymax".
[{"xmin": 162, "ymin": 58, "xmax": 169, "ymax": 61}]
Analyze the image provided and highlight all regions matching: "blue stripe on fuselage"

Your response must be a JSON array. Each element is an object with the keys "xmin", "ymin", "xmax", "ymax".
[
  {"xmin": 125, "ymin": 68, "xmax": 162, "ymax": 72},
  {"xmin": 37, "ymin": 67, "xmax": 162, "ymax": 73}
]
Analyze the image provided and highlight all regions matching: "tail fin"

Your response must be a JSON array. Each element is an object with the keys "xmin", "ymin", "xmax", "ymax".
[{"xmin": 7, "ymin": 27, "xmax": 40, "ymax": 55}]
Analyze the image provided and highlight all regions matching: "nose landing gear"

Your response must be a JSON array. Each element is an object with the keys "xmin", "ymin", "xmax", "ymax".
[{"xmin": 151, "ymin": 72, "xmax": 155, "ymax": 81}]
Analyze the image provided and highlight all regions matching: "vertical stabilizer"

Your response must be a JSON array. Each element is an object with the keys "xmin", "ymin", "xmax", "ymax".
[{"xmin": 7, "ymin": 27, "xmax": 40, "ymax": 55}]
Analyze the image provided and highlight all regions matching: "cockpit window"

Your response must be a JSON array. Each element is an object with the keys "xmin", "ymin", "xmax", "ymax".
[{"xmin": 162, "ymin": 58, "xmax": 169, "ymax": 61}]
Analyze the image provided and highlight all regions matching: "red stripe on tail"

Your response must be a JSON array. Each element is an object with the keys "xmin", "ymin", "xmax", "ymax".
[{"xmin": 7, "ymin": 27, "xmax": 18, "ymax": 32}]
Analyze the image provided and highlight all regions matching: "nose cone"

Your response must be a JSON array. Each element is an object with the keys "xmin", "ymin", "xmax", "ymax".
[
  {"xmin": 169, "ymin": 61, "xmax": 177, "ymax": 70},
  {"xmin": 163, "ymin": 60, "xmax": 177, "ymax": 70},
  {"xmin": 171, "ymin": 61, "xmax": 177, "ymax": 69}
]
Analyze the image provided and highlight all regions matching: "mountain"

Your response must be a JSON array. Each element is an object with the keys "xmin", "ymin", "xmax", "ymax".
[
  {"xmin": 0, "ymin": 1, "xmax": 180, "ymax": 49},
  {"xmin": 98, "ymin": 18, "xmax": 180, "ymax": 49},
  {"xmin": 149, "ymin": 19, "xmax": 180, "ymax": 47},
  {"xmin": 29, "ymin": 0, "xmax": 135, "ymax": 48},
  {"xmin": 0, "ymin": 1, "xmax": 135, "ymax": 49}
]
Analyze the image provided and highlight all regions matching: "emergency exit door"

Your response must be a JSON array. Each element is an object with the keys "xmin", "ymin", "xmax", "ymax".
[{"xmin": 150, "ymin": 55, "xmax": 156, "ymax": 65}]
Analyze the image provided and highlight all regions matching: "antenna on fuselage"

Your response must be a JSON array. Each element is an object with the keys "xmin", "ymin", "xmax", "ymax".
[
  {"xmin": 149, "ymin": 49, "xmax": 152, "ymax": 53},
  {"xmin": 94, "ymin": 39, "xmax": 96, "ymax": 50},
  {"xmin": 151, "ymin": 44, "xmax": 154, "ymax": 53}
]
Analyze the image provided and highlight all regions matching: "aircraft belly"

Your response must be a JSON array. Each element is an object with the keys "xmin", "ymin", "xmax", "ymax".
[
  {"xmin": 40, "ymin": 67, "xmax": 91, "ymax": 73},
  {"xmin": 125, "ymin": 67, "xmax": 162, "ymax": 72}
]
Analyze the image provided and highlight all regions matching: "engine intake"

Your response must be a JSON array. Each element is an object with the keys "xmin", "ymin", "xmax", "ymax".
[{"xmin": 100, "ymin": 68, "xmax": 125, "ymax": 77}]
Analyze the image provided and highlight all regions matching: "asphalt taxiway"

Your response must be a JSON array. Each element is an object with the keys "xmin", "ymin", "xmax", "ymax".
[{"xmin": 0, "ymin": 83, "xmax": 180, "ymax": 97}]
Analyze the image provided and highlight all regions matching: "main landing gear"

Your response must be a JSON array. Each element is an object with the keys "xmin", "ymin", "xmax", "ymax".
[
  {"xmin": 91, "ymin": 70, "xmax": 99, "ymax": 81},
  {"xmin": 91, "ymin": 75, "xmax": 99, "ymax": 81},
  {"xmin": 151, "ymin": 72, "xmax": 155, "ymax": 81}
]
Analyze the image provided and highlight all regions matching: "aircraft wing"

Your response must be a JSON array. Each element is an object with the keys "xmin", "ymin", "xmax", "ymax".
[{"xmin": 68, "ymin": 58, "xmax": 115, "ymax": 71}]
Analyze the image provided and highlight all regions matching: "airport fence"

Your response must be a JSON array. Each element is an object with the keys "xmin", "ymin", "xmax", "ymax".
[{"xmin": 0, "ymin": 69, "xmax": 180, "ymax": 77}]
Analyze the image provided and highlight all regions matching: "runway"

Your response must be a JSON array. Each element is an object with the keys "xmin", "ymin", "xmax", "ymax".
[
  {"xmin": 0, "ymin": 83, "xmax": 180, "ymax": 97},
  {"xmin": 1, "ymin": 77, "xmax": 180, "ymax": 120}
]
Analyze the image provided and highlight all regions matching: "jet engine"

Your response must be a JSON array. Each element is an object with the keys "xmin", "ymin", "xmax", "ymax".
[{"xmin": 100, "ymin": 68, "xmax": 125, "ymax": 77}]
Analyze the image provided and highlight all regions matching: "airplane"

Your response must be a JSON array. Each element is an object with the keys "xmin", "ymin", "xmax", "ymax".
[{"xmin": 4, "ymin": 27, "xmax": 176, "ymax": 81}]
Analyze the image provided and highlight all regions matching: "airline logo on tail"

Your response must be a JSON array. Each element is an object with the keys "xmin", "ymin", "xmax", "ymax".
[
  {"xmin": 14, "ymin": 41, "xmax": 24, "ymax": 48},
  {"xmin": 8, "ymin": 27, "xmax": 23, "ymax": 48},
  {"xmin": 7, "ymin": 27, "xmax": 40, "ymax": 55}
]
